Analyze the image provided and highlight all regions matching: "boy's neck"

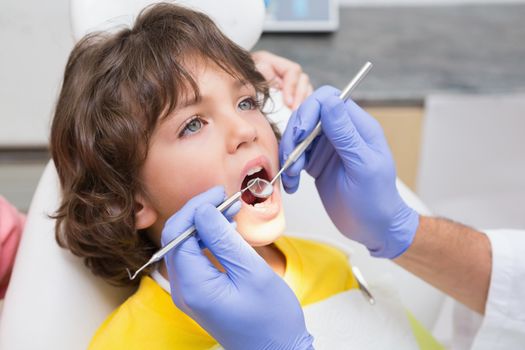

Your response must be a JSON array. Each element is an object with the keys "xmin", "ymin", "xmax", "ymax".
[{"xmin": 158, "ymin": 243, "xmax": 286, "ymax": 280}]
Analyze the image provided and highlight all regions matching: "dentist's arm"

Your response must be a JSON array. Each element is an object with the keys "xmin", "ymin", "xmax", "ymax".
[
  {"xmin": 161, "ymin": 187, "xmax": 313, "ymax": 350},
  {"xmin": 279, "ymin": 86, "xmax": 491, "ymax": 314},
  {"xmin": 395, "ymin": 217, "xmax": 491, "ymax": 314}
]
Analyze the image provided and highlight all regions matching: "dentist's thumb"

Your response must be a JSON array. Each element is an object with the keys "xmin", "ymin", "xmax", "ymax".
[{"xmin": 194, "ymin": 203, "xmax": 266, "ymax": 278}]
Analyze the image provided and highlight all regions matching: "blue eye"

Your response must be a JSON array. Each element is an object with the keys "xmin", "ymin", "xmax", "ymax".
[
  {"xmin": 179, "ymin": 117, "xmax": 204, "ymax": 137},
  {"xmin": 238, "ymin": 97, "xmax": 260, "ymax": 111}
]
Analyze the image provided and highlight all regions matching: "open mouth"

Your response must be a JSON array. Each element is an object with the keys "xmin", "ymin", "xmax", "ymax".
[{"xmin": 241, "ymin": 166, "xmax": 271, "ymax": 205}]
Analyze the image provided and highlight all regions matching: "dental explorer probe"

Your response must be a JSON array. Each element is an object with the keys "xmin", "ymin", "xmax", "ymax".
[
  {"xmin": 247, "ymin": 61, "xmax": 373, "ymax": 199},
  {"xmin": 127, "ymin": 181, "xmax": 258, "ymax": 280}
]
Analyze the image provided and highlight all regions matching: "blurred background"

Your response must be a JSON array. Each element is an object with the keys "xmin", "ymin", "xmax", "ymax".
[{"xmin": 1, "ymin": 0, "xmax": 524, "ymax": 231}]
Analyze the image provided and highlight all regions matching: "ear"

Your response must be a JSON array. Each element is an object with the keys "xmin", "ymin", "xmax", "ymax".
[{"xmin": 134, "ymin": 193, "xmax": 158, "ymax": 230}]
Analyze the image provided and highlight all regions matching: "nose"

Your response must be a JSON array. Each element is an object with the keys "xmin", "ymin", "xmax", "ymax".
[{"xmin": 224, "ymin": 111, "xmax": 257, "ymax": 153}]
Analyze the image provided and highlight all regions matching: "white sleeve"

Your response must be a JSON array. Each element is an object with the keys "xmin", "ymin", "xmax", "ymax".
[{"xmin": 470, "ymin": 229, "xmax": 525, "ymax": 349}]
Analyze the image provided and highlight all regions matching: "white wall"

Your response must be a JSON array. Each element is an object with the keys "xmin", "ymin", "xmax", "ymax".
[
  {"xmin": 2, "ymin": 0, "xmax": 525, "ymax": 147},
  {"xmin": 0, "ymin": 0, "xmax": 73, "ymax": 147}
]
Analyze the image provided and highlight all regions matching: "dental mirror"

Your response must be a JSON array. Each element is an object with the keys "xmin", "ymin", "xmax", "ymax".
[{"xmin": 247, "ymin": 177, "xmax": 273, "ymax": 198}]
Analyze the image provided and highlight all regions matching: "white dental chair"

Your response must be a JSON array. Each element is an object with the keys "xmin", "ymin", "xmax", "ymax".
[
  {"xmin": 0, "ymin": 158, "xmax": 448, "ymax": 349},
  {"xmin": 0, "ymin": 160, "xmax": 448, "ymax": 349},
  {"xmin": 0, "ymin": 1, "xmax": 448, "ymax": 349}
]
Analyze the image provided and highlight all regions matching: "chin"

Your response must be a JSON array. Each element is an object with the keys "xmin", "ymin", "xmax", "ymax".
[
  {"xmin": 234, "ymin": 180, "xmax": 286, "ymax": 246},
  {"xmin": 235, "ymin": 209, "xmax": 286, "ymax": 247}
]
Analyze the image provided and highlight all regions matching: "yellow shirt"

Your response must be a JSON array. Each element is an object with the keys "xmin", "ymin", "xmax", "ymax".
[
  {"xmin": 90, "ymin": 236, "xmax": 358, "ymax": 349},
  {"xmin": 89, "ymin": 236, "xmax": 441, "ymax": 349}
]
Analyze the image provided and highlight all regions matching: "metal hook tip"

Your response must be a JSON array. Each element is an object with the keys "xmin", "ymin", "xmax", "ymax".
[
  {"xmin": 127, "ymin": 262, "xmax": 150, "ymax": 280},
  {"xmin": 126, "ymin": 267, "xmax": 141, "ymax": 281}
]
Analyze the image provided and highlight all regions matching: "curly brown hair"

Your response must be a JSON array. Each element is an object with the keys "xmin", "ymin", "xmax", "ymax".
[{"xmin": 50, "ymin": 3, "xmax": 271, "ymax": 286}]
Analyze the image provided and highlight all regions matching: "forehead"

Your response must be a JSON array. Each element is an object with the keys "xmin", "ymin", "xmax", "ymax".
[
  {"xmin": 173, "ymin": 58, "xmax": 254, "ymax": 106},
  {"xmin": 187, "ymin": 56, "xmax": 251, "ymax": 86}
]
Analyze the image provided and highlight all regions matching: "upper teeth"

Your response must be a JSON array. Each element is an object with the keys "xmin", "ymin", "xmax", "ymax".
[{"xmin": 246, "ymin": 166, "xmax": 262, "ymax": 176}]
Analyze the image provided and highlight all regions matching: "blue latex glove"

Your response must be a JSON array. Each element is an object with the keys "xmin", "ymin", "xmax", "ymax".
[
  {"xmin": 161, "ymin": 186, "xmax": 314, "ymax": 350},
  {"xmin": 279, "ymin": 86, "xmax": 419, "ymax": 258}
]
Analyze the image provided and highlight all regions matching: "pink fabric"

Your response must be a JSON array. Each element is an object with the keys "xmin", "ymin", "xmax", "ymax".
[{"xmin": 0, "ymin": 196, "xmax": 25, "ymax": 298}]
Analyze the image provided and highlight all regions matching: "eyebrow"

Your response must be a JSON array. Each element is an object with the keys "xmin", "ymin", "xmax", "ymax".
[
  {"xmin": 160, "ymin": 93, "xmax": 200, "ymax": 124},
  {"xmin": 178, "ymin": 94, "xmax": 201, "ymax": 109},
  {"xmin": 236, "ymin": 79, "xmax": 250, "ymax": 89},
  {"xmin": 161, "ymin": 78, "xmax": 253, "ymax": 122}
]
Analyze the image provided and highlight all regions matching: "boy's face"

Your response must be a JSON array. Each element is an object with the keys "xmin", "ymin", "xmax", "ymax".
[{"xmin": 136, "ymin": 60, "xmax": 285, "ymax": 247}]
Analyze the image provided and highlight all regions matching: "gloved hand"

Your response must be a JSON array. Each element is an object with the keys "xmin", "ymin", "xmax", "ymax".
[
  {"xmin": 162, "ymin": 186, "xmax": 314, "ymax": 350},
  {"xmin": 279, "ymin": 86, "xmax": 419, "ymax": 258}
]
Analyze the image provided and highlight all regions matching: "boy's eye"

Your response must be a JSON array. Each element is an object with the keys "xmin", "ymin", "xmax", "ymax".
[
  {"xmin": 238, "ymin": 97, "xmax": 260, "ymax": 111},
  {"xmin": 179, "ymin": 117, "xmax": 204, "ymax": 137}
]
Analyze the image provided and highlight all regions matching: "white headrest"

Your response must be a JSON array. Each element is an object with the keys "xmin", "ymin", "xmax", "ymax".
[
  {"xmin": 0, "ymin": 161, "xmax": 133, "ymax": 350},
  {"xmin": 70, "ymin": 0, "xmax": 266, "ymax": 50}
]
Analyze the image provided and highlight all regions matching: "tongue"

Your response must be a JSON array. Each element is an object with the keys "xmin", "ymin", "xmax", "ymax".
[{"xmin": 241, "ymin": 189, "xmax": 256, "ymax": 204}]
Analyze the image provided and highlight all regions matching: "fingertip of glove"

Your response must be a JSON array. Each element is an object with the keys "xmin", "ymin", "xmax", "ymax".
[
  {"xmin": 284, "ymin": 185, "xmax": 299, "ymax": 194},
  {"xmin": 315, "ymin": 85, "xmax": 341, "ymax": 98},
  {"xmin": 161, "ymin": 215, "xmax": 180, "ymax": 245},
  {"xmin": 322, "ymin": 94, "xmax": 347, "ymax": 113},
  {"xmin": 209, "ymin": 185, "xmax": 227, "ymax": 200},
  {"xmin": 185, "ymin": 186, "xmax": 226, "ymax": 211},
  {"xmin": 225, "ymin": 200, "xmax": 241, "ymax": 216},
  {"xmin": 319, "ymin": 98, "xmax": 355, "ymax": 135},
  {"xmin": 282, "ymin": 175, "xmax": 300, "ymax": 193}
]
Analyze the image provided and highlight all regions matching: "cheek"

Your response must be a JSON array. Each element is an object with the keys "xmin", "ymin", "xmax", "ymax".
[
  {"xmin": 142, "ymin": 144, "xmax": 225, "ymax": 218},
  {"xmin": 256, "ymin": 117, "xmax": 279, "ymax": 155}
]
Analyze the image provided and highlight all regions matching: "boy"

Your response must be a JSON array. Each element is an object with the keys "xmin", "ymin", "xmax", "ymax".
[{"xmin": 50, "ymin": 3, "xmax": 438, "ymax": 349}]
